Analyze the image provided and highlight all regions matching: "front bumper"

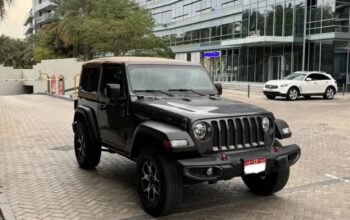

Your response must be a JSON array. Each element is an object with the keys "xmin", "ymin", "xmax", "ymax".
[
  {"xmin": 178, "ymin": 144, "xmax": 300, "ymax": 181},
  {"xmin": 263, "ymin": 91, "xmax": 287, "ymax": 97}
]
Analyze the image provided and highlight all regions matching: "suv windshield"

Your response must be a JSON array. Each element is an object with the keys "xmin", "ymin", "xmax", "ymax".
[
  {"xmin": 284, "ymin": 73, "xmax": 307, "ymax": 81},
  {"xmin": 128, "ymin": 65, "xmax": 216, "ymax": 94}
]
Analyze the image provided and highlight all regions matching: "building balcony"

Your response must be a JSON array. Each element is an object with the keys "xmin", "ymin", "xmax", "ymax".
[
  {"xmin": 35, "ymin": 13, "xmax": 54, "ymax": 25},
  {"xmin": 25, "ymin": 24, "xmax": 34, "ymax": 35},
  {"xmin": 24, "ymin": 9, "xmax": 33, "ymax": 26},
  {"xmin": 35, "ymin": 0, "xmax": 57, "ymax": 13}
]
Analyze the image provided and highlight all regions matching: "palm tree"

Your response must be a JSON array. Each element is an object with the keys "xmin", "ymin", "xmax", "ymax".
[{"xmin": 0, "ymin": 0, "xmax": 14, "ymax": 20}]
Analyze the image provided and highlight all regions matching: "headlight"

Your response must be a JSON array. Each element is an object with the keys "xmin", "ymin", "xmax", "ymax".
[
  {"xmin": 193, "ymin": 121, "xmax": 212, "ymax": 141},
  {"xmin": 262, "ymin": 117, "xmax": 273, "ymax": 133}
]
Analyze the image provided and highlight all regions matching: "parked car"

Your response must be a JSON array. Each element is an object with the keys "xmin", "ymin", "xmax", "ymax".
[
  {"xmin": 263, "ymin": 71, "xmax": 338, "ymax": 100},
  {"xmin": 72, "ymin": 57, "xmax": 301, "ymax": 216}
]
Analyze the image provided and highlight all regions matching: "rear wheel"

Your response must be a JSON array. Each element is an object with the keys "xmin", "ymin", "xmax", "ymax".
[
  {"xmin": 324, "ymin": 87, "xmax": 335, "ymax": 99},
  {"xmin": 287, "ymin": 87, "xmax": 299, "ymax": 101},
  {"xmin": 74, "ymin": 122, "xmax": 101, "ymax": 169},
  {"xmin": 242, "ymin": 167, "xmax": 290, "ymax": 195},
  {"xmin": 137, "ymin": 148, "xmax": 183, "ymax": 217}
]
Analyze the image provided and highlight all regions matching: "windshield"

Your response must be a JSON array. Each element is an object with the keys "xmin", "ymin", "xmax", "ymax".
[
  {"xmin": 284, "ymin": 72, "xmax": 307, "ymax": 81},
  {"xmin": 127, "ymin": 65, "xmax": 216, "ymax": 93}
]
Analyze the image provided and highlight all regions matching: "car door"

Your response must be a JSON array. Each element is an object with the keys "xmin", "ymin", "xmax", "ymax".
[
  {"xmin": 300, "ymin": 73, "xmax": 316, "ymax": 94},
  {"xmin": 97, "ymin": 64, "xmax": 131, "ymax": 152}
]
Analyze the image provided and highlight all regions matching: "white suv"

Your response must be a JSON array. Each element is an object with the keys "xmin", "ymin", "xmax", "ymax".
[{"xmin": 263, "ymin": 71, "xmax": 338, "ymax": 101}]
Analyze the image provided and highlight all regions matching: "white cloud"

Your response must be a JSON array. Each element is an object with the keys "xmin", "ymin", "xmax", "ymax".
[{"xmin": 0, "ymin": 0, "xmax": 32, "ymax": 39}]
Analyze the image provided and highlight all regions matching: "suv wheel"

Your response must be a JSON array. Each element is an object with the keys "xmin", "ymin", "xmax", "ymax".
[
  {"xmin": 324, "ymin": 87, "xmax": 335, "ymax": 99},
  {"xmin": 137, "ymin": 148, "xmax": 182, "ymax": 217},
  {"xmin": 242, "ymin": 167, "xmax": 290, "ymax": 195},
  {"xmin": 287, "ymin": 87, "xmax": 299, "ymax": 101},
  {"xmin": 74, "ymin": 122, "xmax": 101, "ymax": 169}
]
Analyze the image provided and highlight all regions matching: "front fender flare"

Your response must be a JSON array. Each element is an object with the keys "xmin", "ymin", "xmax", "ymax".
[
  {"xmin": 275, "ymin": 119, "xmax": 292, "ymax": 139},
  {"xmin": 73, "ymin": 105, "xmax": 100, "ymax": 142},
  {"xmin": 130, "ymin": 121, "xmax": 195, "ymax": 158}
]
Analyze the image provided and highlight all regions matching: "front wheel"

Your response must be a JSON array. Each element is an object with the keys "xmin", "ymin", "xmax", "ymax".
[
  {"xmin": 137, "ymin": 148, "xmax": 183, "ymax": 217},
  {"xmin": 287, "ymin": 87, "xmax": 299, "ymax": 101},
  {"xmin": 242, "ymin": 167, "xmax": 290, "ymax": 195},
  {"xmin": 324, "ymin": 87, "xmax": 335, "ymax": 99},
  {"xmin": 74, "ymin": 122, "xmax": 101, "ymax": 169}
]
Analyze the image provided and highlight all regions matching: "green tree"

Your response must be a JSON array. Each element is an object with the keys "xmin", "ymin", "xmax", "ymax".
[
  {"xmin": 36, "ymin": 0, "xmax": 173, "ymax": 60},
  {"xmin": 0, "ymin": 35, "xmax": 35, "ymax": 68},
  {"xmin": 0, "ymin": 0, "xmax": 13, "ymax": 19}
]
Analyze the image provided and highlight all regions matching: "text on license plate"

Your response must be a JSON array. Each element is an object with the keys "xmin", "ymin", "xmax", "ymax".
[{"xmin": 244, "ymin": 158, "xmax": 266, "ymax": 174}]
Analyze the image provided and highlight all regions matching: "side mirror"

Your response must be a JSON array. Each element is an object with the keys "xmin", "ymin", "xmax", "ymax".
[
  {"xmin": 305, "ymin": 78, "xmax": 312, "ymax": 81},
  {"xmin": 105, "ymin": 83, "xmax": 121, "ymax": 98},
  {"xmin": 215, "ymin": 83, "xmax": 223, "ymax": 95}
]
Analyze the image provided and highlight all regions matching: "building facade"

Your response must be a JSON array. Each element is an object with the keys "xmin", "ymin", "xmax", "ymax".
[
  {"xmin": 138, "ymin": 0, "xmax": 350, "ymax": 84},
  {"xmin": 24, "ymin": 0, "xmax": 57, "ymax": 36}
]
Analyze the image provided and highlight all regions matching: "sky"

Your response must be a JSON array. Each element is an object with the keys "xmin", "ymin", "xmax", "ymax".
[{"xmin": 0, "ymin": 0, "xmax": 32, "ymax": 39}]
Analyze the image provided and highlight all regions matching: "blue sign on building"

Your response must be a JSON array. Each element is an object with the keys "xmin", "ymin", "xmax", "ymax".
[{"xmin": 204, "ymin": 51, "xmax": 221, "ymax": 58}]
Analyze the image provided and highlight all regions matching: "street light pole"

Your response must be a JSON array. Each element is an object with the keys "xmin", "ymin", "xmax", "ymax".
[{"xmin": 302, "ymin": 0, "xmax": 307, "ymax": 71}]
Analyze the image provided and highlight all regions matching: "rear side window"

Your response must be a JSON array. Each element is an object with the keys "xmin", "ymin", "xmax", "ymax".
[
  {"xmin": 80, "ymin": 67, "xmax": 101, "ymax": 93},
  {"xmin": 316, "ymin": 74, "xmax": 331, "ymax": 80}
]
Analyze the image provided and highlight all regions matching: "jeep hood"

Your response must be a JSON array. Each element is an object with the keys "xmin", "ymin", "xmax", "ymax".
[{"xmin": 132, "ymin": 97, "xmax": 269, "ymax": 123}]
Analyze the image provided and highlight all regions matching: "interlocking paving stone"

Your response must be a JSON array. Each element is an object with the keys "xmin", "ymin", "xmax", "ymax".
[{"xmin": 0, "ymin": 93, "xmax": 349, "ymax": 219}]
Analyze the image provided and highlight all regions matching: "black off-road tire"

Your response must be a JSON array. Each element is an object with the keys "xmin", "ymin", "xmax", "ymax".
[
  {"xmin": 323, "ymin": 87, "xmax": 335, "ymax": 99},
  {"xmin": 242, "ymin": 166, "xmax": 290, "ymax": 195},
  {"xmin": 137, "ymin": 148, "xmax": 183, "ymax": 217},
  {"xmin": 74, "ymin": 122, "xmax": 101, "ymax": 169},
  {"xmin": 287, "ymin": 87, "xmax": 299, "ymax": 101},
  {"xmin": 265, "ymin": 94, "xmax": 276, "ymax": 100}
]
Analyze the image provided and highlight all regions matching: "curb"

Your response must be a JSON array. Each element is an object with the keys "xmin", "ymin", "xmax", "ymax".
[
  {"xmin": 35, "ymin": 93, "xmax": 76, "ymax": 102},
  {"xmin": 0, "ymin": 191, "xmax": 16, "ymax": 220}
]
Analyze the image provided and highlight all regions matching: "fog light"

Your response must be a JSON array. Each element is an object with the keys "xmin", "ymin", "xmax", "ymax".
[
  {"xmin": 206, "ymin": 167, "xmax": 213, "ymax": 176},
  {"xmin": 170, "ymin": 140, "xmax": 188, "ymax": 147}
]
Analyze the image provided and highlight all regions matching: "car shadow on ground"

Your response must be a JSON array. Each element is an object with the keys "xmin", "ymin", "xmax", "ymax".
[{"xmin": 269, "ymin": 96, "xmax": 332, "ymax": 102}]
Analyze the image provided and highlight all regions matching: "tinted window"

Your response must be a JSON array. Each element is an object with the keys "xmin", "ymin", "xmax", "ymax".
[
  {"xmin": 100, "ymin": 65, "xmax": 124, "ymax": 97},
  {"xmin": 80, "ymin": 67, "xmax": 101, "ymax": 93},
  {"xmin": 308, "ymin": 73, "xmax": 330, "ymax": 80},
  {"xmin": 315, "ymin": 74, "xmax": 331, "ymax": 80}
]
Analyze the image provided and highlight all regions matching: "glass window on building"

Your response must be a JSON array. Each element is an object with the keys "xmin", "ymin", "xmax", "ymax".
[
  {"xmin": 242, "ymin": 10, "xmax": 249, "ymax": 38},
  {"xmin": 322, "ymin": 1, "xmax": 335, "ymax": 33},
  {"xmin": 321, "ymin": 41, "xmax": 333, "ymax": 74},
  {"xmin": 335, "ymin": 1, "xmax": 350, "ymax": 33},
  {"xmin": 284, "ymin": 1, "xmax": 294, "ymax": 36},
  {"xmin": 333, "ymin": 41, "xmax": 348, "ymax": 82},
  {"xmin": 274, "ymin": 3, "xmax": 284, "ymax": 36},
  {"xmin": 266, "ymin": 4, "xmax": 274, "ymax": 36},
  {"xmin": 222, "ymin": 23, "xmax": 234, "ymax": 40}
]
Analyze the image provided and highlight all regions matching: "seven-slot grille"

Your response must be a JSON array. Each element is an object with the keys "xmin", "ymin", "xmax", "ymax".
[{"xmin": 210, "ymin": 116, "xmax": 265, "ymax": 152}]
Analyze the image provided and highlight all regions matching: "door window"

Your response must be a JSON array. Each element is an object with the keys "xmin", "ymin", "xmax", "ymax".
[
  {"xmin": 100, "ymin": 65, "xmax": 124, "ymax": 98},
  {"xmin": 80, "ymin": 67, "xmax": 101, "ymax": 95}
]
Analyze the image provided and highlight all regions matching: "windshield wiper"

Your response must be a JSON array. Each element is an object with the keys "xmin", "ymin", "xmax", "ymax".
[
  {"xmin": 134, "ymin": 89, "xmax": 173, "ymax": 97},
  {"xmin": 168, "ymin": 89, "xmax": 205, "ymax": 96}
]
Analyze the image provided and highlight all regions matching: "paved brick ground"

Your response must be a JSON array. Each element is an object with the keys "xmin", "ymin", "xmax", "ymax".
[{"xmin": 0, "ymin": 93, "xmax": 349, "ymax": 220}]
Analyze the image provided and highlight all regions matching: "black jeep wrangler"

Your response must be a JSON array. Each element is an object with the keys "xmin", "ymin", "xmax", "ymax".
[{"xmin": 72, "ymin": 57, "xmax": 301, "ymax": 216}]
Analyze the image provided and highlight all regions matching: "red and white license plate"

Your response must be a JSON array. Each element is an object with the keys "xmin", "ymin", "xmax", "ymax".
[{"xmin": 244, "ymin": 158, "xmax": 266, "ymax": 174}]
